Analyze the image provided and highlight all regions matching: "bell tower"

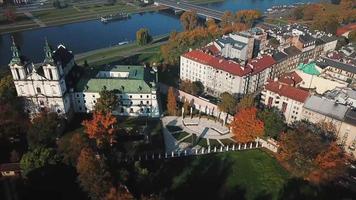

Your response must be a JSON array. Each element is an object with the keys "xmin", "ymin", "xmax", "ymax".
[
  {"xmin": 9, "ymin": 36, "xmax": 27, "ymax": 80},
  {"xmin": 43, "ymin": 38, "xmax": 60, "ymax": 80}
]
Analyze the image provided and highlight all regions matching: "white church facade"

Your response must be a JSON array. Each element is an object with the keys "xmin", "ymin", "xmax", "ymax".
[{"xmin": 8, "ymin": 38, "xmax": 160, "ymax": 118}]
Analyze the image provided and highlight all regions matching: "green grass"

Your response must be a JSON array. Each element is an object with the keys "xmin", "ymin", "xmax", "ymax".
[
  {"xmin": 137, "ymin": 150, "xmax": 289, "ymax": 200},
  {"xmin": 196, "ymin": 137, "xmax": 208, "ymax": 147},
  {"xmin": 220, "ymin": 138, "xmax": 236, "ymax": 145},
  {"xmin": 172, "ymin": 131, "xmax": 190, "ymax": 141},
  {"xmin": 166, "ymin": 125, "xmax": 183, "ymax": 132},
  {"xmin": 181, "ymin": 134, "xmax": 197, "ymax": 144},
  {"xmin": 208, "ymin": 139, "xmax": 221, "ymax": 147}
]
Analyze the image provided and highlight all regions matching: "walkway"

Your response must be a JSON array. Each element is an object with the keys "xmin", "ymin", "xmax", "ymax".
[{"xmin": 23, "ymin": 11, "xmax": 46, "ymax": 28}]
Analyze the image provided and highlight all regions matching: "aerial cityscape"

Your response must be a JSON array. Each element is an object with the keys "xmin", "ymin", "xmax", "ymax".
[{"xmin": 0, "ymin": 0, "xmax": 355, "ymax": 199}]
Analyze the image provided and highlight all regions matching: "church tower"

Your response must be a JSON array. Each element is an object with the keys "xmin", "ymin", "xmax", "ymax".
[{"xmin": 9, "ymin": 37, "xmax": 27, "ymax": 81}]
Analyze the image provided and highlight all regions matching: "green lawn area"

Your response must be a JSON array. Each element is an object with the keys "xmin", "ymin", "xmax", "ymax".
[
  {"xmin": 172, "ymin": 131, "xmax": 190, "ymax": 141},
  {"xmin": 166, "ymin": 125, "xmax": 183, "ymax": 132},
  {"xmin": 137, "ymin": 150, "xmax": 289, "ymax": 199},
  {"xmin": 209, "ymin": 139, "xmax": 221, "ymax": 147},
  {"xmin": 181, "ymin": 134, "xmax": 197, "ymax": 144},
  {"xmin": 220, "ymin": 138, "xmax": 236, "ymax": 145},
  {"xmin": 196, "ymin": 137, "xmax": 208, "ymax": 147}
]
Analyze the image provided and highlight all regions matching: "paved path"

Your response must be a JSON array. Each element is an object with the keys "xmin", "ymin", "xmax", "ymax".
[{"xmin": 23, "ymin": 11, "xmax": 46, "ymax": 27}]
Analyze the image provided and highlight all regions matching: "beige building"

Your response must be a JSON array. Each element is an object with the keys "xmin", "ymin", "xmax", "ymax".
[{"xmin": 302, "ymin": 95, "xmax": 356, "ymax": 157}]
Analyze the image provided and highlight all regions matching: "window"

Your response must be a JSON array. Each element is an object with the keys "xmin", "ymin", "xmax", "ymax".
[
  {"xmin": 79, "ymin": 107, "xmax": 82, "ymax": 110},
  {"xmin": 130, "ymin": 108, "xmax": 133, "ymax": 113},
  {"xmin": 83, "ymin": 94, "xmax": 86, "ymax": 97},
  {"xmin": 147, "ymin": 95, "xmax": 149, "ymax": 98},
  {"xmin": 140, "ymin": 95, "xmax": 143, "ymax": 98},
  {"xmin": 49, "ymin": 69, "xmax": 53, "ymax": 80},
  {"xmin": 147, "ymin": 101, "xmax": 149, "ymax": 105},
  {"xmin": 282, "ymin": 102, "xmax": 288, "ymax": 113},
  {"xmin": 36, "ymin": 87, "xmax": 41, "ymax": 94},
  {"xmin": 129, "ymin": 95, "xmax": 132, "ymax": 98}
]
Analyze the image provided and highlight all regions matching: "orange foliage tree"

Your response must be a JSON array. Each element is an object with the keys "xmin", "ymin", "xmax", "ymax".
[
  {"xmin": 231, "ymin": 107, "xmax": 264, "ymax": 143},
  {"xmin": 309, "ymin": 142, "xmax": 348, "ymax": 183},
  {"xmin": 167, "ymin": 87, "xmax": 177, "ymax": 116},
  {"xmin": 82, "ymin": 112, "xmax": 117, "ymax": 147}
]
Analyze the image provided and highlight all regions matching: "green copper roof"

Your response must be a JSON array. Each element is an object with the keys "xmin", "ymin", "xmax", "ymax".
[
  {"xmin": 297, "ymin": 62, "xmax": 320, "ymax": 75},
  {"xmin": 75, "ymin": 65, "xmax": 154, "ymax": 93}
]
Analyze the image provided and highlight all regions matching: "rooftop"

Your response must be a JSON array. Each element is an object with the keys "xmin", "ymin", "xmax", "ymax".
[
  {"xmin": 278, "ymin": 72, "xmax": 303, "ymax": 86},
  {"xmin": 75, "ymin": 65, "xmax": 155, "ymax": 93},
  {"xmin": 284, "ymin": 46, "xmax": 301, "ymax": 57},
  {"xmin": 264, "ymin": 81, "xmax": 310, "ymax": 103},
  {"xmin": 297, "ymin": 62, "xmax": 321, "ymax": 75},
  {"xmin": 317, "ymin": 57, "xmax": 356, "ymax": 74},
  {"xmin": 303, "ymin": 95, "xmax": 349, "ymax": 121}
]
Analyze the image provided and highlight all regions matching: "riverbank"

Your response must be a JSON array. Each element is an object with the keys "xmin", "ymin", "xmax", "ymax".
[
  {"xmin": 0, "ymin": 0, "xmax": 224, "ymax": 34},
  {"xmin": 75, "ymin": 34, "xmax": 168, "ymax": 66}
]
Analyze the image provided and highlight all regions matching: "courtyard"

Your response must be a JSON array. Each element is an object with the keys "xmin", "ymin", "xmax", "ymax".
[{"xmin": 162, "ymin": 116, "xmax": 236, "ymax": 152}]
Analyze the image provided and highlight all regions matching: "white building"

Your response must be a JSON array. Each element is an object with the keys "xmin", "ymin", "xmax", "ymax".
[
  {"xmin": 9, "ymin": 39, "xmax": 74, "ymax": 116},
  {"xmin": 180, "ymin": 49, "xmax": 275, "ymax": 97},
  {"xmin": 213, "ymin": 32, "xmax": 254, "ymax": 61},
  {"xmin": 261, "ymin": 80, "xmax": 310, "ymax": 124},
  {"xmin": 9, "ymin": 39, "xmax": 159, "ymax": 118},
  {"xmin": 72, "ymin": 65, "xmax": 159, "ymax": 117}
]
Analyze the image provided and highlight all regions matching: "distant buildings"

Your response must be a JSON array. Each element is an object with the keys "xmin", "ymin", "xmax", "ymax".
[{"xmin": 9, "ymin": 39, "xmax": 159, "ymax": 118}]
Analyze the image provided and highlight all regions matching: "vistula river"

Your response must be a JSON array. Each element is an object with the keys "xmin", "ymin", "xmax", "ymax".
[{"xmin": 0, "ymin": 0, "xmax": 319, "ymax": 68}]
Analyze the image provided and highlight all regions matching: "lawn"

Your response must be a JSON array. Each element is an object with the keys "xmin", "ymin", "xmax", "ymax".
[
  {"xmin": 220, "ymin": 138, "xmax": 236, "ymax": 145},
  {"xmin": 136, "ymin": 150, "xmax": 289, "ymax": 200},
  {"xmin": 166, "ymin": 125, "xmax": 183, "ymax": 132},
  {"xmin": 172, "ymin": 131, "xmax": 190, "ymax": 141},
  {"xmin": 209, "ymin": 138, "xmax": 222, "ymax": 147},
  {"xmin": 181, "ymin": 134, "xmax": 197, "ymax": 144},
  {"xmin": 196, "ymin": 137, "xmax": 208, "ymax": 147}
]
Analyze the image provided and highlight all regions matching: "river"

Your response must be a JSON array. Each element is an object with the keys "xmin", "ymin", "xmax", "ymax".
[{"xmin": 0, "ymin": 0, "xmax": 319, "ymax": 68}]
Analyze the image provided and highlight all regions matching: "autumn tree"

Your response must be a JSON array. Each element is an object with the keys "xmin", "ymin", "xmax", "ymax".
[
  {"xmin": 27, "ymin": 111, "xmax": 62, "ymax": 148},
  {"xmin": 309, "ymin": 142, "xmax": 348, "ymax": 183},
  {"xmin": 302, "ymin": 4, "xmax": 322, "ymax": 21},
  {"xmin": 95, "ymin": 89, "xmax": 119, "ymax": 113},
  {"xmin": 0, "ymin": 74, "xmax": 17, "ymax": 103},
  {"xmin": 205, "ymin": 18, "xmax": 220, "ymax": 37},
  {"xmin": 220, "ymin": 11, "xmax": 235, "ymax": 28},
  {"xmin": 349, "ymin": 30, "xmax": 356, "ymax": 43},
  {"xmin": 231, "ymin": 107, "xmax": 264, "ymax": 143},
  {"xmin": 20, "ymin": 147, "xmax": 61, "ymax": 177},
  {"xmin": 77, "ymin": 147, "xmax": 112, "ymax": 200},
  {"xmin": 236, "ymin": 10, "xmax": 262, "ymax": 26},
  {"xmin": 180, "ymin": 11, "xmax": 198, "ymax": 31},
  {"xmin": 136, "ymin": 28, "xmax": 152, "ymax": 46},
  {"xmin": 292, "ymin": 6, "xmax": 304, "ymax": 20},
  {"xmin": 312, "ymin": 13, "xmax": 339, "ymax": 34},
  {"xmin": 58, "ymin": 132, "xmax": 89, "ymax": 166},
  {"xmin": 182, "ymin": 99, "xmax": 190, "ymax": 116},
  {"xmin": 82, "ymin": 112, "xmax": 117, "ymax": 147},
  {"xmin": 180, "ymin": 80, "xmax": 204, "ymax": 96},
  {"xmin": 105, "ymin": 185, "xmax": 134, "ymax": 200},
  {"xmin": 236, "ymin": 94, "xmax": 255, "ymax": 111},
  {"xmin": 257, "ymin": 107, "xmax": 286, "ymax": 139},
  {"xmin": 218, "ymin": 92, "xmax": 237, "ymax": 115},
  {"xmin": 166, "ymin": 87, "xmax": 177, "ymax": 116}
]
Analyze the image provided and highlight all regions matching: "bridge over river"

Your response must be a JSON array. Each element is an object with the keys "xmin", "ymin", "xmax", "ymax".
[{"xmin": 155, "ymin": 0, "xmax": 225, "ymax": 20}]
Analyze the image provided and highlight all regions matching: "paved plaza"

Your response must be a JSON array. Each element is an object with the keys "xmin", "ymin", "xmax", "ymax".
[{"xmin": 162, "ymin": 116, "xmax": 236, "ymax": 152}]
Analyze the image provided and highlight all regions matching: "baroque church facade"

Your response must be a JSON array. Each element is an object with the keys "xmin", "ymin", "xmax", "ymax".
[{"xmin": 9, "ymin": 38, "xmax": 160, "ymax": 118}]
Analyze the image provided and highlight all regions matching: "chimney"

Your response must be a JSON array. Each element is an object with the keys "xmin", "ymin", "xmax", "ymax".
[{"xmin": 278, "ymin": 84, "xmax": 282, "ymax": 90}]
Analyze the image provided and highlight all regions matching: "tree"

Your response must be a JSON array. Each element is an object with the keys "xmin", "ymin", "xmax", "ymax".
[
  {"xmin": 95, "ymin": 89, "xmax": 119, "ymax": 113},
  {"xmin": 136, "ymin": 28, "xmax": 152, "ymax": 46},
  {"xmin": 292, "ymin": 6, "xmax": 304, "ymax": 20},
  {"xmin": 205, "ymin": 18, "xmax": 220, "ymax": 37},
  {"xmin": 0, "ymin": 74, "xmax": 17, "ymax": 103},
  {"xmin": 180, "ymin": 11, "xmax": 198, "ymax": 31},
  {"xmin": 312, "ymin": 14, "xmax": 339, "ymax": 34},
  {"xmin": 3, "ymin": 4, "xmax": 16, "ymax": 22},
  {"xmin": 180, "ymin": 80, "xmax": 204, "ymax": 96},
  {"xmin": 349, "ymin": 30, "xmax": 356, "ymax": 43},
  {"xmin": 257, "ymin": 108, "xmax": 286, "ymax": 139},
  {"xmin": 166, "ymin": 87, "xmax": 177, "ymax": 116},
  {"xmin": 236, "ymin": 94, "xmax": 254, "ymax": 111},
  {"xmin": 236, "ymin": 10, "xmax": 262, "ymax": 26},
  {"xmin": 182, "ymin": 99, "xmax": 190, "ymax": 116},
  {"xmin": 218, "ymin": 92, "xmax": 237, "ymax": 115},
  {"xmin": 302, "ymin": 4, "xmax": 322, "ymax": 21},
  {"xmin": 0, "ymin": 103, "xmax": 27, "ymax": 140},
  {"xmin": 220, "ymin": 11, "xmax": 235, "ymax": 28},
  {"xmin": 309, "ymin": 142, "xmax": 348, "ymax": 183},
  {"xmin": 27, "ymin": 111, "xmax": 62, "ymax": 148},
  {"xmin": 82, "ymin": 112, "xmax": 117, "ymax": 147},
  {"xmin": 20, "ymin": 147, "xmax": 61, "ymax": 176},
  {"xmin": 77, "ymin": 147, "xmax": 111, "ymax": 200},
  {"xmin": 58, "ymin": 132, "xmax": 89, "ymax": 166},
  {"xmin": 231, "ymin": 107, "xmax": 264, "ymax": 143},
  {"xmin": 105, "ymin": 185, "xmax": 134, "ymax": 200}
]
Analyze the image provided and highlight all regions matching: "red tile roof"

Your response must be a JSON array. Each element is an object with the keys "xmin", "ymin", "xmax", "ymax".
[
  {"xmin": 278, "ymin": 72, "xmax": 303, "ymax": 86},
  {"xmin": 202, "ymin": 44, "xmax": 220, "ymax": 55},
  {"xmin": 264, "ymin": 81, "xmax": 310, "ymax": 103},
  {"xmin": 182, "ymin": 50, "xmax": 276, "ymax": 77},
  {"xmin": 336, "ymin": 23, "xmax": 356, "ymax": 36}
]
